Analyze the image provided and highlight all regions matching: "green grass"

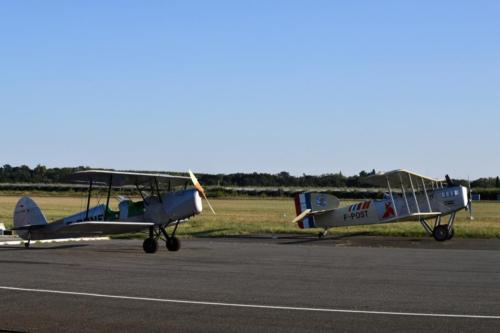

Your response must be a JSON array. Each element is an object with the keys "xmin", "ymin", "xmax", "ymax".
[{"xmin": 1, "ymin": 195, "xmax": 499, "ymax": 239}]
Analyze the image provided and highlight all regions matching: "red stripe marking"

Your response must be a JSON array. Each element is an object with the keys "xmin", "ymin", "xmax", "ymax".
[{"xmin": 294, "ymin": 195, "xmax": 302, "ymax": 216}]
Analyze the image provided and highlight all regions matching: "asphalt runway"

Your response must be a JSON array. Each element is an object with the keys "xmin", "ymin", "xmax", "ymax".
[{"xmin": 0, "ymin": 235, "xmax": 499, "ymax": 332}]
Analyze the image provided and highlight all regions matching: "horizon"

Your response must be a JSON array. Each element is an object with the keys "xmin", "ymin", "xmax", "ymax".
[{"xmin": 1, "ymin": 163, "xmax": 498, "ymax": 181}]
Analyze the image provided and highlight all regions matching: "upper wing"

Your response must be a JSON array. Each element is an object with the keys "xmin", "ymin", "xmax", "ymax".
[
  {"xmin": 364, "ymin": 169, "xmax": 445, "ymax": 188},
  {"xmin": 69, "ymin": 170, "xmax": 191, "ymax": 187}
]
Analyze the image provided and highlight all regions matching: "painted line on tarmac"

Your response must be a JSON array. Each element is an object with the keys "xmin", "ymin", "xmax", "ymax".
[
  {"xmin": 0, "ymin": 237, "xmax": 109, "ymax": 246},
  {"xmin": 0, "ymin": 286, "xmax": 499, "ymax": 320}
]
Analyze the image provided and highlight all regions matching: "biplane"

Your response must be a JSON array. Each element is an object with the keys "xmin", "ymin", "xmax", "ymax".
[
  {"xmin": 12, "ymin": 169, "xmax": 215, "ymax": 253},
  {"xmin": 293, "ymin": 169, "xmax": 471, "ymax": 241}
]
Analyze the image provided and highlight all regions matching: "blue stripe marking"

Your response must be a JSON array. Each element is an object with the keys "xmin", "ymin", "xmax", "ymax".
[
  {"xmin": 305, "ymin": 193, "xmax": 312, "ymax": 210},
  {"xmin": 304, "ymin": 217, "xmax": 316, "ymax": 228},
  {"xmin": 302, "ymin": 193, "xmax": 315, "ymax": 228}
]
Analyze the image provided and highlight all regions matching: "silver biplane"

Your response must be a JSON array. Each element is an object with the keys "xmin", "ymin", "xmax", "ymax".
[
  {"xmin": 293, "ymin": 169, "xmax": 471, "ymax": 241},
  {"xmin": 12, "ymin": 169, "xmax": 215, "ymax": 253}
]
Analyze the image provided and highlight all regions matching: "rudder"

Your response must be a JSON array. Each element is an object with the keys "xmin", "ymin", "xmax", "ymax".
[
  {"xmin": 14, "ymin": 196, "xmax": 48, "ymax": 229},
  {"xmin": 294, "ymin": 192, "xmax": 340, "ymax": 229}
]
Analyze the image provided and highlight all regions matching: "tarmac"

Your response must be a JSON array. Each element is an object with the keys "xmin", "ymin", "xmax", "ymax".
[{"xmin": 0, "ymin": 235, "xmax": 499, "ymax": 332}]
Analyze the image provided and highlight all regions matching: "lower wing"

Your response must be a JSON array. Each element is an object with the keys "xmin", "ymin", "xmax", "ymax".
[{"xmin": 63, "ymin": 222, "xmax": 155, "ymax": 235}]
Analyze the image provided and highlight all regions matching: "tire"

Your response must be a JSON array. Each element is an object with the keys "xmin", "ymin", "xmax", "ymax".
[
  {"xmin": 447, "ymin": 228, "xmax": 455, "ymax": 240},
  {"xmin": 433, "ymin": 225, "xmax": 449, "ymax": 242},
  {"xmin": 143, "ymin": 238, "xmax": 158, "ymax": 254},
  {"xmin": 166, "ymin": 237, "xmax": 181, "ymax": 252}
]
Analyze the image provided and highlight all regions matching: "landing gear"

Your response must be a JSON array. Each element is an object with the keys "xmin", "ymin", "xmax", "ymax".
[
  {"xmin": 318, "ymin": 229, "xmax": 328, "ymax": 239},
  {"xmin": 24, "ymin": 232, "xmax": 31, "ymax": 249},
  {"xmin": 166, "ymin": 237, "xmax": 181, "ymax": 251},
  {"xmin": 422, "ymin": 213, "xmax": 456, "ymax": 242},
  {"xmin": 143, "ymin": 238, "xmax": 158, "ymax": 253},
  {"xmin": 143, "ymin": 226, "xmax": 158, "ymax": 253},
  {"xmin": 433, "ymin": 225, "xmax": 449, "ymax": 242},
  {"xmin": 161, "ymin": 224, "xmax": 181, "ymax": 251},
  {"xmin": 143, "ymin": 223, "xmax": 181, "ymax": 254}
]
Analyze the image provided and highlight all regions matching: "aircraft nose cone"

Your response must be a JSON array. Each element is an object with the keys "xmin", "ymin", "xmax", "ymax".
[{"xmin": 194, "ymin": 191, "xmax": 203, "ymax": 214}]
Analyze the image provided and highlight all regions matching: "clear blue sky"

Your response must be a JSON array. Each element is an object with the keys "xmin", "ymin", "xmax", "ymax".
[{"xmin": 1, "ymin": 1, "xmax": 499, "ymax": 179}]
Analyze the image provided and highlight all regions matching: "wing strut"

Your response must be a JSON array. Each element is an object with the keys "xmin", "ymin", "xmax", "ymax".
[
  {"xmin": 135, "ymin": 183, "xmax": 147, "ymax": 205},
  {"xmin": 421, "ymin": 178, "xmax": 433, "ymax": 212},
  {"xmin": 85, "ymin": 179, "xmax": 93, "ymax": 221},
  {"xmin": 154, "ymin": 177, "xmax": 163, "ymax": 203},
  {"xmin": 104, "ymin": 174, "xmax": 113, "ymax": 220},
  {"xmin": 386, "ymin": 176, "xmax": 398, "ymax": 217},
  {"xmin": 399, "ymin": 174, "xmax": 411, "ymax": 215},
  {"xmin": 408, "ymin": 174, "xmax": 421, "ymax": 214}
]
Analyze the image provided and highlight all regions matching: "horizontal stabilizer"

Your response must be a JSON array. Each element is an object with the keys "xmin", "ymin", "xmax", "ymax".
[
  {"xmin": 292, "ymin": 209, "xmax": 312, "ymax": 224},
  {"xmin": 291, "ymin": 208, "xmax": 336, "ymax": 223},
  {"xmin": 11, "ymin": 224, "xmax": 47, "ymax": 231}
]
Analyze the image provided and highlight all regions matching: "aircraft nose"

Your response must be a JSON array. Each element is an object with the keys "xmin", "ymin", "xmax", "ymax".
[{"xmin": 194, "ymin": 190, "xmax": 203, "ymax": 214}]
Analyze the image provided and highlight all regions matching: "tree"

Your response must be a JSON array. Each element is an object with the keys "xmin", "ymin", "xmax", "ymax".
[{"xmin": 33, "ymin": 164, "xmax": 47, "ymax": 182}]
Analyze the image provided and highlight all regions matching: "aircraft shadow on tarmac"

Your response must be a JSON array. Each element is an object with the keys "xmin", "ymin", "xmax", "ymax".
[
  {"xmin": 213, "ymin": 232, "xmax": 370, "ymax": 245},
  {"xmin": 206, "ymin": 233, "xmax": 462, "ymax": 249},
  {"xmin": 277, "ymin": 232, "xmax": 371, "ymax": 245},
  {"xmin": 189, "ymin": 228, "xmax": 232, "ymax": 238}
]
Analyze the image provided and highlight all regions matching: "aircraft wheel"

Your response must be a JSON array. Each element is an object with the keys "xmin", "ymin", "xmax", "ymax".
[
  {"xmin": 143, "ymin": 238, "xmax": 158, "ymax": 254},
  {"xmin": 433, "ymin": 225, "xmax": 449, "ymax": 242},
  {"xmin": 166, "ymin": 237, "xmax": 181, "ymax": 252},
  {"xmin": 447, "ymin": 228, "xmax": 455, "ymax": 240},
  {"xmin": 24, "ymin": 242, "xmax": 30, "ymax": 249}
]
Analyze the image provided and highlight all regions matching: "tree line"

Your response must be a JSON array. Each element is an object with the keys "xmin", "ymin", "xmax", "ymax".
[{"xmin": 1, "ymin": 164, "xmax": 499, "ymax": 188}]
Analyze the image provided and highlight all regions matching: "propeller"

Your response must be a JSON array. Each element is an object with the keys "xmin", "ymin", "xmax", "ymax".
[
  {"xmin": 189, "ymin": 169, "xmax": 216, "ymax": 215},
  {"xmin": 467, "ymin": 177, "xmax": 474, "ymax": 220}
]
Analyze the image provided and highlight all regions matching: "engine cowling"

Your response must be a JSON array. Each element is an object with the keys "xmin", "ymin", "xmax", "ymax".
[
  {"xmin": 143, "ymin": 189, "xmax": 202, "ymax": 224},
  {"xmin": 163, "ymin": 189, "xmax": 203, "ymax": 222}
]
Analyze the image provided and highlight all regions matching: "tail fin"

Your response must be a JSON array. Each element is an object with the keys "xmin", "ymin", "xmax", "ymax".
[
  {"xmin": 14, "ymin": 196, "xmax": 48, "ymax": 229},
  {"xmin": 294, "ymin": 193, "xmax": 340, "ymax": 229}
]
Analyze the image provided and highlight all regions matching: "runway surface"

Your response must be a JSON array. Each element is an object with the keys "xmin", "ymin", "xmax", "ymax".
[{"xmin": 0, "ymin": 235, "xmax": 499, "ymax": 332}]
